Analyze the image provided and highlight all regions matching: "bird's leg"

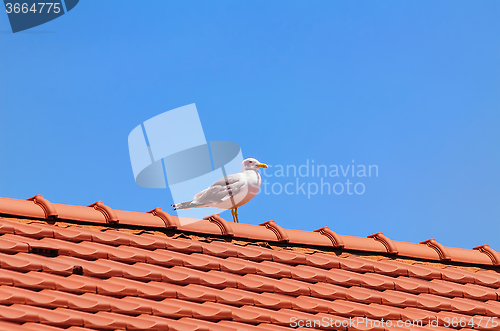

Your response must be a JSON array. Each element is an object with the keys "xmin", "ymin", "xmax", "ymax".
[
  {"xmin": 234, "ymin": 208, "xmax": 239, "ymax": 223},
  {"xmin": 230, "ymin": 209, "xmax": 236, "ymax": 222}
]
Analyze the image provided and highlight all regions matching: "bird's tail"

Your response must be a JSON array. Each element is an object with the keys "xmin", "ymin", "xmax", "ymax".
[{"xmin": 171, "ymin": 201, "xmax": 205, "ymax": 210}]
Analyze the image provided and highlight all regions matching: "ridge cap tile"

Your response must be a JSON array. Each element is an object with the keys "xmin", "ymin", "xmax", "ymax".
[{"xmin": 0, "ymin": 196, "xmax": 497, "ymax": 267}]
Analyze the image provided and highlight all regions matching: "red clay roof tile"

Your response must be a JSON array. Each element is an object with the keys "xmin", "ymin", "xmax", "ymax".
[
  {"xmin": 105, "ymin": 278, "xmax": 175, "ymax": 300},
  {"xmin": 145, "ymin": 248, "xmax": 188, "ymax": 267},
  {"xmin": 254, "ymin": 323, "xmax": 311, "ymax": 331},
  {"xmin": 305, "ymin": 252, "xmax": 342, "ymax": 269},
  {"xmin": 103, "ymin": 230, "xmax": 164, "ymax": 249},
  {"xmin": 38, "ymin": 238, "xmax": 107, "ymax": 260},
  {"xmin": 309, "ymin": 282, "xmax": 348, "ymax": 300},
  {"xmin": 251, "ymin": 292, "xmax": 294, "ymax": 309},
  {"xmin": 147, "ymin": 207, "xmax": 181, "ymax": 229},
  {"xmin": 244, "ymin": 274, "xmax": 311, "ymax": 296},
  {"xmin": 448, "ymin": 297, "xmax": 488, "ymax": 315},
  {"xmin": 285, "ymin": 228, "xmax": 334, "ymax": 247},
  {"xmin": 80, "ymin": 293, "xmax": 152, "ymax": 315},
  {"xmin": 179, "ymin": 317, "xmax": 236, "ymax": 331},
  {"xmin": 0, "ymin": 251, "xmax": 44, "ymax": 272},
  {"xmin": 426, "ymin": 278, "xmax": 464, "ymax": 297},
  {"xmin": 440, "ymin": 267, "xmax": 476, "ymax": 284},
  {"xmin": 446, "ymin": 246, "xmax": 494, "ymax": 266},
  {"xmin": 49, "ymin": 226, "xmax": 93, "ymax": 243},
  {"xmin": 210, "ymin": 256, "xmax": 258, "ymax": 275},
  {"xmin": 186, "ymin": 285, "xmax": 252, "ymax": 306},
  {"xmin": 473, "ymin": 271, "xmax": 500, "ymax": 288},
  {"xmin": 472, "ymin": 315, "xmax": 500, "ymax": 331},
  {"xmin": 406, "ymin": 263, "xmax": 443, "ymax": 280},
  {"xmin": 189, "ymin": 268, "xmax": 239, "ymax": 288},
  {"xmin": 69, "ymin": 227, "xmax": 131, "ymax": 246},
  {"xmin": 50, "ymin": 256, "xmax": 118, "ymax": 278},
  {"xmin": 218, "ymin": 320, "xmax": 267, "ymax": 330},
  {"xmin": 179, "ymin": 219, "xmax": 229, "ymax": 236},
  {"xmin": 474, "ymin": 245, "xmax": 500, "ymax": 266},
  {"xmin": 361, "ymin": 273, "xmax": 397, "ymax": 290},
  {"xmin": 462, "ymin": 283, "xmax": 498, "ymax": 301},
  {"xmin": 0, "ymin": 198, "xmax": 47, "ymax": 219},
  {"xmin": 114, "ymin": 209, "xmax": 167, "ymax": 228},
  {"xmin": 40, "ymin": 290, "xmax": 110, "ymax": 312},
  {"xmin": 140, "ymin": 233, "xmax": 202, "ymax": 252},
  {"xmin": 124, "ymin": 296, "xmax": 191, "ymax": 318},
  {"xmin": 268, "ymin": 248, "xmax": 308, "ymax": 265},
  {"xmin": 230, "ymin": 304, "xmax": 274, "ymax": 324},
  {"xmin": 0, "ymin": 269, "xmax": 56, "ymax": 290},
  {"xmin": 258, "ymin": 260, "xmax": 303, "ymax": 279},
  {"xmin": 0, "ymin": 286, "xmax": 67, "ymax": 308},
  {"xmin": 142, "ymin": 315, "xmax": 209, "ymax": 331},
  {"xmin": 77, "ymin": 242, "xmax": 147, "ymax": 262},
  {"xmin": 0, "ymin": 236, "xmax": 30, "ymax": 254},
  {"xmin": 26, "ymin": 273, "xmax": 94, "ymax": 294},
  {"xmin": 233, "ymin": 244, "xmax": 275, "ymax": 261},
  {"xmin": 345, "ymin": 286, "xmax": 383, "ymax": 303},
  {"xmin": 0, "ymin": 195, "xmax": 497, "ymax": 265},
  {"xmin": 134, "ymin": 263, "xmax": 200, "ymax": 285},
  {"xmin": 182, "ymin": 252, "xmax": 223, "ymax": 270},
  {"xmin": 12, "ymin": 222, "xmax": 54, "ymax": 239},
  {"xmin": 393, "ymin": 276, "xmax": 431, "ymax": 294},
  {"xmin": 58, "ymin": 309, "xmax": 125, "ymax": 330},
  {"xmin": 199, "ymin": 240, "xmax": 240, "ymax": 257},
  {"xmin": 175, "ymin": 284, "xmax": 219, "ymax": 302},
  {"xmin": 291, "ymin": 295, "xmax": 338, "ymax": 314},
  {"xmin": 22, "ymin": 322, "xmax": 71, "ymax": 331},
  {"xmin": 0, "ymin": 320, "xmax": 34, "ymax": 330},
  {"xmin": 64, "ymin": 274, "xmax": 135, "ymax": 297},
  {"xmin": 340, "ymin": 235, "xmax": 389, "ymax": 254},
  {"xmin": 432, "ymin": 279, "xmax": 498, "ymax": 301},
  {"xmin": 52, "ymin": 204, "xmax": 108, "ymax": 225},
  {"xmin": 215, "ymin": 272, "xmax": 273, "ymax": 292},
  {"xmin": 380, "ymin": 290, "xmax": 419, "ymax": 307},
  {"xmin": 369, "ymin": 259, "xmax": 412, "ymax": 276},
  {"xmin": 14, "ymin": 304, "xmax": 84, "ymax": 327}
]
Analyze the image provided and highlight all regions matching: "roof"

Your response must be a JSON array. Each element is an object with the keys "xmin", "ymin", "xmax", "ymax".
[{"xmin": 0, "ymin": 195, "xmax": 498, "ymax": 331}]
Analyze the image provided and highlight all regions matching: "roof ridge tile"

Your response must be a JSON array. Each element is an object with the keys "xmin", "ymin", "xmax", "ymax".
[
  {"xmin": 27, "ymin": 195, "xmax": 58, "ymax": 220},
  {"xmin": 203, "ymin": 214, "xmax": 234, "ymax": 237},
  {"xmin": 259, "ymin": 220, "xmax": 289, "ymax": 242},
  {"xmin": 367, "ymin": 232, "xmax": 398, "ymax": 254},
  {"xmin": 0, "ymin": 195, "xmax": 498, "ymax": 267},
  {"xmin": 87, "ymin": 201, "xmax": 118, "ymax": 224},
  {"xmin": 147, "ymin": 207, "xmax": 180, "ymax": 229},
  {"xmin": 420, "ymin": 239, "xmax": 452, "ymax": 261},
  {"xmin": 474, "ymin": 245, "xmax": 500, "ymax": 266},
  {"xmin": 313, "ymin": 226, "xmax": 344, "ymax": 248}
]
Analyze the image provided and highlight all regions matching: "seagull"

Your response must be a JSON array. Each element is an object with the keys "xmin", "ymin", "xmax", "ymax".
[{"xmin": 172, "ymin": 158, "xmax": 268, "ymax": 223}]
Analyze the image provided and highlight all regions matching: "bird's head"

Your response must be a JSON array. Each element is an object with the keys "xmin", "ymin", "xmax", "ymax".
[{"xmin": 242, "ymin": 158, "xmax": 268, "ymax": 171}]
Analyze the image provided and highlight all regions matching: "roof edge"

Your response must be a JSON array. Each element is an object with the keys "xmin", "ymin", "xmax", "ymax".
[{"xmin": 0, "ymin": 195, "xmax": 497, "ymax": 267}]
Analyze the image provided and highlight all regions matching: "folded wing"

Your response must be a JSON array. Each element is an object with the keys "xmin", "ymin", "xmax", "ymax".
[{"xmin": 192, "ymin": 173, "xmax": 246, "ymax": 206}]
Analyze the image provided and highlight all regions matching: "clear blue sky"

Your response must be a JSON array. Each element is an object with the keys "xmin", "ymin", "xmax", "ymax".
[{"xmin": 1, "ymin": 1, "xmax": 499, "ymax": 250}]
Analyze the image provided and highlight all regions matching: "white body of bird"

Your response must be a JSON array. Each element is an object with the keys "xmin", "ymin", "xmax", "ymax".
[{"xmin": 172, "ymin": 158, "xmax": 268, "ymax": 222}]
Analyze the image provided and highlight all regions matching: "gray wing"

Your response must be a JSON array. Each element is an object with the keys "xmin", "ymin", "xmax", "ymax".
[{"xmin": 192, "ymin": 173, "xmax": 246, "ymax": 205}]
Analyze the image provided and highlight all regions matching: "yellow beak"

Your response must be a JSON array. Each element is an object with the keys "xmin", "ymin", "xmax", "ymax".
[{"xmin": 256, "ymin": 163, "xmax": 268, "ymax": 169}]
